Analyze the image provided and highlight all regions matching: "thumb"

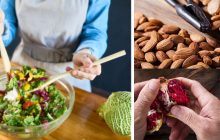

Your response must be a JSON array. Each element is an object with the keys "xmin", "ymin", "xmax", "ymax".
[
  {"xmin": 135, "ymin": 79, "xmax": 160, "ymax": 115},
  {"xmin": 171, "ymin": 105, "xmax": 203, "ymax": 132}
]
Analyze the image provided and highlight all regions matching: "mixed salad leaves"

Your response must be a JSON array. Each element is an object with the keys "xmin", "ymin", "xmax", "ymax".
[{"xmin": 0, "ymin": 66, "xmax": 67, "ymax": 127}]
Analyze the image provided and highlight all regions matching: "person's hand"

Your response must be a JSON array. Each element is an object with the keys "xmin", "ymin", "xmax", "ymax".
[
  {"xmin": 134, "ymin": 79, "xmax": 160, "ymax": 140},
  {"xmin": 71, "ymin": 49, "xmax": 101, "ymax": 80},
  {"xmin": 168, "ymin": 77, "xmax": 220, "ymax": 140}
]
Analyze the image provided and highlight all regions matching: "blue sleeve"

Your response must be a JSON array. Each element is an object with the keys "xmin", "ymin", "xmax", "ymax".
[
  {"xmin": 76, "ymin": 0, "xmax": 111, "ymax": 59},
  {"xmin": 0, "ymin": 0, "xmax": 17, "ymax": 47}
]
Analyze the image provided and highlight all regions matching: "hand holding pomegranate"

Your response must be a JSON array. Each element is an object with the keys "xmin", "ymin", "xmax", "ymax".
[
  {"xmin": 134, "ymin": 79, "xmax": 160, "ymax": 140},
  {"xmin": 169, "ymin": 77, "xmax": 220, "ymax": 140}
]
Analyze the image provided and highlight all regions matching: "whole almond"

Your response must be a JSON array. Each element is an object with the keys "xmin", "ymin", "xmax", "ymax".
[
  {"xmin": 214, "ymin": 48, "xmax": 220, "ymax": 55},
  {"xmin": 134, "ymin": 32, "xmax": 142, "ymax": 39},
  {"xmin": 134, "ymin": 43, "xmax": 145, "ymax": 60},
  {"xmin": 187, "ymin": 65, "xmax": 204, "ymax": 69},
  {"xmin": 182, "ymin": 55, "xmax": 199, "ymax": 68},
  {"xmin": 159, "ymin": 25, "xmax": 180, "ymax": 34},
  {"xmin": 177, "ymin": 43, "xmax": 187, "ymax": 50},
  {"xmin": 203, "ymin": 56, "xmax": 213, "ymax": 65},
  {"xmin": 134, "ymin": 12, "xmax": 143, "ymax": 29},
  {"xmin": 142, "ymin": 31, "xmax": 160, "ymax": 52},
  {"xmin": 211, "ymin": 15, "xmax": 220, "ymax": 21},
  {"xmin": 199, "ymin": 42, "xmax": 214, "ymax": 51},
  {"xmin": 141, "ymin": 62, "xmax": 155, "ymax": 69},
  {"xmin": 189, "ymin": 42, "xmax": 200, "ymax": 53},
  {"xmin": 197, "ymin": 62, "xmax": 210, "ymax": 68},
  {"xmin": 212, "ymin": 20, "xmax": 220, "ymax": 30},
  {"xmin": 135, "ymin": 36, "xmax": 148, "ymax": 44},
  {"xmin": 198, "ymin": 50, "xmax": 215, "ymax": 58},
  {"xmin": 139, "ymin": 40, "xmax": 148, "ymax": 48},
  {"xmin": 137, "ymin": 22, "xmax": 149, "ymax": 31},
  {"xmin": 148, "ymin": 19, "xmax": 163, "ymax": 27},
  {"xmin": 173, "ymin": 48, "xmax": 196, "ymax": 60},
  {"xmin": 145, "ymin": 52, "xmax": 157, "ymax": 63},
  {"xmin": 139, "ymin": 16, "xmax": 147, "ymax": 24},
  {"xmin": 170, "ymin": 59, "xmax": 184, "ymax": 69},
  {"xmin": 190, "ymin": 33, "xmax": 206, "ymax": 42},
  {"xmin": 206, "ymin": 37, "xmax": 218, "ymax": 48},
  {"xmin": 158, "ymin": 59, "xmax": 173, "ymax": 69},
  {"xmin": 178, "ymin": 29, "xmax": 190, "ymax": 38},
  {"xmin": 207, "ymin": 0, "xmax": 220, "ymax": 15},
  {"xmin": 156, "ymin": 51, "xmax": 169, "ymax": 62},
  {"xmin": 169, "ymin": 35, "xmax": 184, "ymax": 44},
  {"xmin": 156, "ymin": 38, "xmax": 174, "ymax": 51},
  {"xmin": 212, "ymin": 56, "xmax": 220, "ymax": 67},
  {"xmin": 166, "ymin": 50, "xmax": 175, "ymax": 60},
  {"xmin": 162, "ymin": 34, "xmax": 170, "ymax": 39},
  {"xmin": 144, "ymin": 26, "xmax": 160, "ymax": 32}
]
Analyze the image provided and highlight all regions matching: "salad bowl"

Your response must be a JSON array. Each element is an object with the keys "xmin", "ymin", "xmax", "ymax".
[{"xmin": 0, "ymin": 67, "xmax": 75, "ymax": 140}]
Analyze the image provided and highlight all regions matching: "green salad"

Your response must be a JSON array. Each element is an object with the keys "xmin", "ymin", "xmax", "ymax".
[{"xmin": 0, "ymin": 66, "xmax": 67, "ymax": 127}]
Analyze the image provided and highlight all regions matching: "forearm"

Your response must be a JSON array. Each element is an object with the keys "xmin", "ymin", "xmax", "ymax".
[{"xmin": 76, "ymin": 0, "xmax": 110, "ymax": 59}]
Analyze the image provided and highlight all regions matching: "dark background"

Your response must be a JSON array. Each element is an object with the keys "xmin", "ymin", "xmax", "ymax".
[{"xmin": 6, "ymin": 0, "xmax": 131, "ymax": 97}]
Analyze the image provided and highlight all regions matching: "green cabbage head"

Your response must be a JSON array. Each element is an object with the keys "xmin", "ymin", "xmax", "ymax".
[{"xmin": 98, "ymin": 91, "xmax": 131, "ymax": 136}]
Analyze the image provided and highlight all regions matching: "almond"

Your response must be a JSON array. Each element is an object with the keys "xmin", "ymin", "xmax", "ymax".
[
  {"xmin": 207, "ymin": 0, "xmax": 220, "ymax": 15},
  {"xmin": 197, "ymin": 62, "xmax": 210, "ymax": 69},
  {"xmin": 189, "ymin": 42, "xmax": 200, "ymax": 53},
  {"xmin": 212, "ymin": 56, "xmax": 220, "ymax": 67},
  {"xmin": 182, "ymin": 55, "xmax": 199, "ymax": 68},
  {"xmin": 136, "ymin": 22, "xmax": 150, "ymax": 31},
  {"xmin": 156, "ymin": 38, "xmax": 174, "ymax": 51},
  {"xmin": 158, "ymin": 59, "xmax": 173, "ymax": 69},
  {"xmin": 184, "ymin": 38, "xmax": 192, "ymax": 45},
  {"xmin": 145, "ymin": 52, "xmax": 157, "ymax": 63},
  {"xmin": 169, "ymin": 35, "xmax": 184, "ymax": 44},
  {"xmin": 135, "ymin": 36, "xmax": 148, "ymax": 44},
  {"xmin": 139, "ymin": 16, "xmax": 148, "ymax": 24},
  {"xmin": 166, "ymin": 50, "xmax": 175, "ymax": 60},
  {"xmin": 148, "ymin": 19, "xmax": 163, "ymax": 27},
  {"xmin": 142, "ymin": 31, "xmax": 160, "ymax": 52},
  {"xmin": 203, "ymin": 56, "xmax": 213, "ymax": 65},
  {"xmin": 206, "ymin": 37, "xmax": 218, "ymax": 48},
  {"xmin": 198, "ymin": 50, "xmax": 215, "ymax": 58},
  {"xmin": 211, "ymin": 15, "xmax": 220, "ymax": 21},
  {"xmin": 187, "ymin": 64, "xmax": 204, "ymax": 69},
  {"xmin": 139, "ymin": 40, "xmax": 148, "ymax": 48},
  {"xmin": 159, "ymin": 25, "xmax": 180, "ymax": 34},
  {"xmin": 178, "ymin": 29, "xmax": 190, "ymax": 38},
  {"xmin": 134, "ymin": 43, "xmax": 145, "ymax": 60},
  {"xmin": 173, "ymin": 48, "xmax": 196, "ymax": 60},
  {"xmin": 170, "ymin": 59, "xmax": 184, "ymax": 69},
  {"xmin": 144, "ymin": 26, "xmax": 160, "ymax": 32},
  {"xmin": 141, "ymin": 62, "xmax": 155, "ymax": 69},
  {"xmin": 156, "ymin": 51, "xmax": 169, "ymax": 62},
  {"xmin": 214, "ymin": 48, "xmax": 220, "ymax": 55},
  {"xmin": 162, "ymin": 34, "xmax": 169, "ymax": 39},
  {"xmin": 199, "ymin": 42, "xmax": 214, "ymax": 51},
  {"xmin": 134, "ymin": 32, "xmax": 142, "ymax": 39},
  {"xmin": 177, "ymin": 43, "xmax": 187, "ymax": 51},
  {"xmin": 134, "ymin": 12, "xmax": 143, "ymax": 29},
  {"xmin": 212, "ymin": 20, "xmax": 220, "ymax": 30},
  {"xmin": 190, "ymin": 33, "xmax": 206, "ymax": 42}
]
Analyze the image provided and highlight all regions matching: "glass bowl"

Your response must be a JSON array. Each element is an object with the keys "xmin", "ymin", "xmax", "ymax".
[{"xmin": 0, "ymin": 79, "xmax": 75, "ymax": 140}]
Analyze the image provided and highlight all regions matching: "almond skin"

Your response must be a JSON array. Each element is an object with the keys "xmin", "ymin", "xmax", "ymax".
[
  {"xmin": 134, "ymin": 43, "xmax": 145, "ymax": 60},
  {"xmin": 145, "ymin": 52, "xmax": 157, "ymax": 63},
  {"xmin": 206, "ymin": 37, "xmax": 218, "ymax": 48},
  {"xmin": 173, "ymin": 48, "xmax": 196, "ymax": 60},
  {"xmin": 187, "ymin": 64, "xmax": 204, "ymax": 69},
  {"xmin": 142, "ymin": 31, "xmax": 160, "ymax": 52},
  {"xmin": 197, "ymin": 62, "xmax": 210, "ymax": 69},
  {"xmin": 156, "ymin": 38, "xmax": 174, "ymax": 51},
  {"xmin": 170, "ymin": 59, "xmax": 184, "ymax": 69},
  {"xmin": 169, "ymin": 35, "xmax": 184, "ymax": 44},
  {"xmin": 182, "ymin": 55, "xmax": 199, "ymax": 68},
  {"xmin": 158, "ymin": 59, "xmax": 173, "ymax": 69},
  {"xmin": 177, "ymin": 43, "xmax": 187, "ymax": 50},
  {"xmin": 190, "ymin": 34, "xmax": 206, "ymax": 43},
  {"xmin": 198, "ymin": 50, "xmax": 214, "ymax": 58},
  {"xmin": 141, "ymin": 62, "xmax": 155, "ymax": 69},
  {"xmin": 212, "ymin": 56, "xmax": 220, "ymax": 67},
  {"xmin": 214, "ymin": 48, "xmax": 220, "ymax": 55},
  {"xmin": 156, "ymin": 51, "xmax": 169, "ymax": 62},
  {"xmin": 189, "ymin": 42, "xmax": 200, "ymax": 53},
  {"xmin": 203, "ymin": 56, "xmax": 213, "ymax": 65},
  {"xmin": 178, "ymin": 29, "xmax": 190, "ymax": 38}
]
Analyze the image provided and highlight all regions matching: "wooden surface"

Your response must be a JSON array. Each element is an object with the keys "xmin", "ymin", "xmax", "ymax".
[
  {"xmin": 0, "ymin": 59, "xmax": 130, "ymax": 140},
  {"xmin": 135, "ymin": 0, "xmax": 220, "ymax": 40}
]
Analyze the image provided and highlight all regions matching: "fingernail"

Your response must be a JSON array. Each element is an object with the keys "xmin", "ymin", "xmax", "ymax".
[
  {"xmin": 72, "ymin": 70, "xmax": 78, "ymax": 75},
  {"xmin": 148, "ymin": 79, "xmax": 160, "ymax": 92}
]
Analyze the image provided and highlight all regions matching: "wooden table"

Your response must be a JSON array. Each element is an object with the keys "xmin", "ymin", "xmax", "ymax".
[
  {"xmin": 135, "ymin": 0, "xmax": 220, "ymax": 40},
  {"xmin": 0, "ymin": 59, "xmax": 130, "ymax": 140}
]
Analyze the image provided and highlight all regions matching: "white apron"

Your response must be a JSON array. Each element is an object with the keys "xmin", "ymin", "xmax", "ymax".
[{"xmin": 11, "ymin": 0, "xmax": 92, "ymax": 92}]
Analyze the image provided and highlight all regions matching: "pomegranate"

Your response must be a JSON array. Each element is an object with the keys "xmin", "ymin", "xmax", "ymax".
[{"xmin": 147, "ymin": 78, "xmax": 190, "ymax": 133}]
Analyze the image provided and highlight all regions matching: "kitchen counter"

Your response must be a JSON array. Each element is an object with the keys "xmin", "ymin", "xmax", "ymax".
[{"xmin": 0, "ymin": 59, "xmax": 130, "ymax": 140}]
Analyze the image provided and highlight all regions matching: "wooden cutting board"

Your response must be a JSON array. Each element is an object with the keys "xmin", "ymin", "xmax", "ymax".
[{"xmin": 134, "ymin": 0, "xmax": 220, "ymax": 40}]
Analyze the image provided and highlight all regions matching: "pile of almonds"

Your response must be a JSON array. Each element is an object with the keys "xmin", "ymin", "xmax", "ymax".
[
  {"xmin": 134, "ymin": 12, "xmax": 220, "ymax": 69},
  {"xmin": 191, "ymin": 0, "xmax": 220, "ymax": 31}
]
